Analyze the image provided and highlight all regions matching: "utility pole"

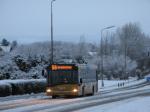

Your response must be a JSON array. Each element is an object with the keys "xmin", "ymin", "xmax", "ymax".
[
  {"xmin": 50, "ymin": 0, "xmax": 56, "ymax": 64},
  {"xmin": 124, "ymin": 36, "xmax": 127, "ymax": 80}
]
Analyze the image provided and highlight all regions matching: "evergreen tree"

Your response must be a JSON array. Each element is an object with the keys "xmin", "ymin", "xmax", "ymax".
[{"xmin": 1, "ymin": 38, "xmax": 10, "ymax": 46}]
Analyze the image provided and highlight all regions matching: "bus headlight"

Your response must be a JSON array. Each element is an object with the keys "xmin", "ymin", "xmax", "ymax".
[
  {"xmin": 72, "ymin": 88, "xmax": 78, "ymax": 92},
  {"xmin": 46, "ymin": 88, "xmax": 52, "ymax": 93}
]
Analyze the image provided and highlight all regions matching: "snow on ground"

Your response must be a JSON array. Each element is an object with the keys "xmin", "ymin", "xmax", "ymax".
[
  {"xmin": 0, "ymin": 93, "xmax": 48, "ymax": 105},
  {"xmin": 0, "ymin": 81, "xmax": 10, "ymax": 86},
  {"xmin": 98, "ymin": 78, "xmax": 146, "ymax": 91},
  {"xmin": 0, "ymin": 79, "xmax": 46, "ymax": 85},
  {"xmin": 98, "ymin": 80, "xmax": 125, "ymax": 88},
  {"xmin": 76, "ymin": 96, "xmax": 150, "ymax": 112},
  {"xmin": 0, "ymin": 97, "xmax": 83, "ymax": 112},
  {"xmin": 0, "ymin": 79, "xmax": 46, "ymax": 90}
]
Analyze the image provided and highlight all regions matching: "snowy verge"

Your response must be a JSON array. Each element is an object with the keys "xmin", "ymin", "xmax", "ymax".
[
  {"xmin": 98, "ymin": 78, "xmax": 146, "ymax": 91},
  {"xmin": 78, "ymin": 96, "xmax": 150, "ymax": 112},
  {"xmin": 0, "ymin": 79, "xmax": 46, "ymax": 97}
]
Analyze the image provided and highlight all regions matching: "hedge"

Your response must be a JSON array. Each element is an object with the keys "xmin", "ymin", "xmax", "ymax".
[{"xmin": 0, "ymin": 79, "xmax": 46, "ymax": 97}]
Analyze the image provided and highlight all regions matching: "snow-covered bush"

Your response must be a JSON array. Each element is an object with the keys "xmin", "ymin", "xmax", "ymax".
[
  {"xmin": 32, "ymin": 80, "xmax": 46, "ymax": 93},
  {"xmin": 0, "ymin": 40, "xmax": 97, "ymax": 80},
  {"xmin": 11, "ymin": 82, "xmax": 25, "ymax": 95},
  {"xmin": 103, "ymin": 55, "xmax": 137, "ymax": 79},
  {"xmin": 10, "ymin": 80, "xmax": 46, "ymax": 95},
  {"xmin": 88, "ymin": 54, "xmax": 137, "ymax": 79},
  {"xmin": 0, "ymin": 37, "xmax": 141, "ymax": 80},
  {"xmin": 0, "ymin": 79, "xmax": 46, "ymax": 97},
  {"xmin": 0, "ymin": 53, "xmax": 19, "ymax": 80},
  {"xmin": 0, "ymin": 82, "xmax": 12, "ymax": 97}
]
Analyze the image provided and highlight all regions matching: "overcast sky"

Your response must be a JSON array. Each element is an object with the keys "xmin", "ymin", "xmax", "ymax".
[{"xmin": 0, "ymin": 0, "xmax": 150, "ymax": 43}]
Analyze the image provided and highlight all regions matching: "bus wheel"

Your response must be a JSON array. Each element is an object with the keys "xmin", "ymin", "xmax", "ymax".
[
  {"xmin": 52, "ymin": 95, "xmax": 57, "ymax": 99},
  {"xmin": 82, "ymin": 87, "xmax": 85, "ymax": 96}
]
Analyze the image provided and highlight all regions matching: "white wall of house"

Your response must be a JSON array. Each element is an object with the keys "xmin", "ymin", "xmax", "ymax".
[{"xmin": 0, "ymin": 45, "xmax": 11, "ymax": 52}]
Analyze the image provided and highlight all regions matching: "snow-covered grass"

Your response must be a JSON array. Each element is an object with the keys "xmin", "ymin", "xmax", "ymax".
[
  {"xmin": 98, "ymin": 80, "xmax": 126, "ymax": 88},
  {"xmin": 98, "ymin": 78, "xmax": 146, "ymax": 92}
]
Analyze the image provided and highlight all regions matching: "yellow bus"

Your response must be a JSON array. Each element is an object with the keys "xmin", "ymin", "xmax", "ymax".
[{"xmin": 45, "ymin": 64, "xmax": 98, "ymax": 98}]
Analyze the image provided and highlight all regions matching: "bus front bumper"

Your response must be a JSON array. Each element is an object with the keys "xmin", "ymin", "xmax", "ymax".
[{"xmin": 46, "ymin": 88, "xmax": 79, "ymax": 96}]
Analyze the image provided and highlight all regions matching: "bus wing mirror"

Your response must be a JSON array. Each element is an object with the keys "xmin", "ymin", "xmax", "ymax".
[
  {"xmin": 42, "ymin": 69, "xmax": 47, "ymax": 78},
  {"xmin": 42, "ymin": 69, "xmax": 44, "ymax": 76}
]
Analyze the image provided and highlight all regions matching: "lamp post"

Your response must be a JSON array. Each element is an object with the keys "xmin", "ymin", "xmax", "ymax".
[
  {"xmin": 124, "ymin": 35, "xmax": 127, "ymax": 81},
  {"xmin": 51, "ymin": 0, "xmax": 56, "ymax": 64},
  {"xmin": 100, "ymin": 26, "xmax": 115, "ymax": 87}
]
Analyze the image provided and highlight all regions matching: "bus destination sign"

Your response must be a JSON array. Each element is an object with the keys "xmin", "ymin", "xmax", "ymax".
[{"xmin": 51, "ymin": 65, "xmax": 73, "ymax": 70}]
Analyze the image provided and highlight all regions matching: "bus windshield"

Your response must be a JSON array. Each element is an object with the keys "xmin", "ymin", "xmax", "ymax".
[{"xmin": 49, "ymin": 70, "xmax": 78, "ymax": 85}]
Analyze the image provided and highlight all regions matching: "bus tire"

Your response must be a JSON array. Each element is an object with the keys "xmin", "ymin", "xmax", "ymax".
[{"xmin": 52, "ymin": 95, "xmax": 57, "ymax": 99}]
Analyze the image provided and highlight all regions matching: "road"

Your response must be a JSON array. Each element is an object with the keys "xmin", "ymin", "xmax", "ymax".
[{"xmin": 0, "ymin": 80, "xmax": 150, "ymax": 112}]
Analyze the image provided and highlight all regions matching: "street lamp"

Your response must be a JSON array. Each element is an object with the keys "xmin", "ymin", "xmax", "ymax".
[
  {"xmin": 100, "ymin": 26, "xmax": 115, "ymax": 87},
  {"xmin": 51, "ymin": 0, "xmax": 56, "ymax": 64}
]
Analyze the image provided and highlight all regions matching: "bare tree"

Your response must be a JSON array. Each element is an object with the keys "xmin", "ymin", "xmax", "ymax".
[
  {"xmin": 117, "ymin": 23, "xmax": 145, "ymax": 59},
  {"xmin": 74, "ymin": 35, "xmax": 88, "ymax": 63}
]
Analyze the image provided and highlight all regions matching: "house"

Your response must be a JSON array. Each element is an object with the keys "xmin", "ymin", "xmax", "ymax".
[
  {"xmin": 0, "ymin": 45, "xmax": 11, "ymax": 52},
  {"xmin": 87, "ymin": 52, "xmax": 97, "ymax": 58}
]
